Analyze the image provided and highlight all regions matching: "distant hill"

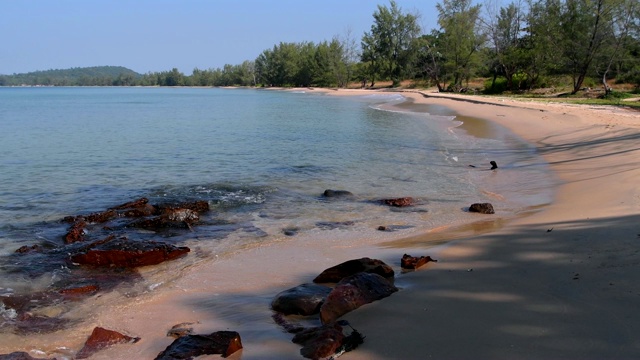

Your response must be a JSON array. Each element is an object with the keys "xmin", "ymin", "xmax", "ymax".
[{"xmin": 0, "ymin": 66, "xmax": 141, "ymax": 86}]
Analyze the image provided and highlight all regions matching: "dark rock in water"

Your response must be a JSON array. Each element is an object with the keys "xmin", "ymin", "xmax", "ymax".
[
  {"xmin": 272, "ymin": 312, "xmax": 305, "ymax": 334},
  {"xmin": 469, "ymin": 203, "xmax": 495, "ymax": 214},
  {"xmin": 155, "ymin": 331, "xmax": 243, "ymax": 359},
  {"xmin": 14, "ymin": 244, "xmax": 43, "ymax": 254},
  {"xmin": 129, "ymin": 208, "xmax": 200, "ymax": 230},
  {"xmin": 380, "ymin": 197, "xmax": 414, "ymax": 207},
  {"xmin": 110, "ymin": 197, "xmax": 151, "ymax": 210},
  {"xmin": 271, "ymin": 283, "xmax": 332, "ymax": 316},
  {"xmin": 319, "ymin": 273, "xmax": 398, "ymax": 324},
  {"xmin": 322, "ymin": 189, "xmax": 354, "ymax": 199},
  {"xmin": 315, "ymin": 221, "xmax": 355, "ymax": 230},
  {"xmin": 157, "ymin": 200, "xmax": 210, "ymax": 214},
  {"xmin": 282, "ymin": 227, "xmax": 299, "ymax": 236},
  {"xmin": 70, "ymin": 238, "xmax": 190, "ymax": 268},
  {"xmin": 377, "ymin": 225, "xmax": 387, "ymax": 231},
  {"xmin": 490, "ymin": 161, "xmax": 498, "ymax": 170},
  {"xmin": 14, "ymin": 313, "xmax": 70, "ymax": 335},
  {"xmin": 313, "ymin": 257, "xmax": 394, "ymax": 283},
  {"xmin": 167, "ymin": 322, "xmax": 195, "ymax": 339},
  {"xmin": 0, "ymin": 352, "xmax": 54, "ymax": 360},
  {"xmin": 401, "ymin": 254, "xmax": 438, "ymax": 270},
  {"xmin": 76, "ymin": 327, "xmax": 140, "ymax": 359},
  {"xmin": 64, "ymin": 220, "xmax": 87, "ymax": 244},
  {"xmin": 84, "ymin": 209, "xmax": 118, "ymax": 223}
]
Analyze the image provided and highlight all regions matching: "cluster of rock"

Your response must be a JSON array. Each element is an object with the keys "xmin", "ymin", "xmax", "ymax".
[
  {"xmin": 271, "ymin": 255, "xmax": 436, "ymax": 359},
  {"xmin": 2, "ymin": 197, "xmax": 208, "ymax": 335}
]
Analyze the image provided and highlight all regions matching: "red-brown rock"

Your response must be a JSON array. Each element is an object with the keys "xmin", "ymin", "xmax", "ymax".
[
  {"xmin": 319, "ymin": 272, "xmax": 398, "ymax": 324},
  {"xmin": 380, "ymin": 197, "xmax": 414, "ymax": 207},
  {"xmin": 155, "ymin": 331, "xmax": 242, "ymax": 359},
  {"xmin": 401, "ymin": 254, "xmax": 438, "ymax": 270},
  {"xmin": 292, "ymin": 323, "xmax": 345, "ymax": 359},
  {"xmin": 76, "ymin": 327, "xmax": 140, "ymax": 359},
  {"xmin": 313, "ymin": 257, "xmax": 394, "ymax": 283},
  {"xmin": 70, "ymin": 239, "xmax": 190, "ymax": 268}
]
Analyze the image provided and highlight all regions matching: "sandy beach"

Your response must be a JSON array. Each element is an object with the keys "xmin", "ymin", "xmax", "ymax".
[
  {"xmin": 3, "ymin": 89, "xmax": 639, "ymax": 359},
  {"xmin": 325, "ymin": 89, "xmax": 640, "ymax": 360}
]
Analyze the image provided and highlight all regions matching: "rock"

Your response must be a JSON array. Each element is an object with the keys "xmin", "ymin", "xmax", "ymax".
[
  {"xmin": 322, "ymin": 189, "xmax": 354, "ymax": 199},
  {"xmin": 64, "ymin": 220, "xmax": 87, "ymax": 244},
  {"xmin": 84, "ymin": 209, "xmax": 118, "ymax": 223},
  {"xmin": 313, "ymin": 257, "xmax": 394, "ymax": 283},
  {"xmin": 110, "ymin": 197, "xmax": 151, "ymax": 210},
  {"xmin": 401, "ymin": 254, "xmax": 437, "ymax": 270},
  {"xmin": 319, "ymin": 272, "xmax": 398, "ymax": 324},
  {"xmin": 271, "ymin": 283, "xmax": 332, "ymax": 316},
  {"xmin": 155, "ymin": 331, "xmax": 242, "ymax": 359},
  {"xmin": 129, "ymin": 208, "xmax": 200, "ymax": 230},
  {"xmin": 70, "ymin": 238, "xmax": 190, "ymax": 268},
  {"xmin": 315, "ymin": 221, "xmax": 355, "ymax": 230},
  {"xmin": 292, "ymin": 323, "xmax": 344, "ymax": 359},
  {"xmin": 380, "ymin": 197, "xmax": 414, "ymax": 207},
  {"xmin": 490, "ymin": 160, "xmax": 498, "ymax": 170},
  {"xmin": 292, "ymin": 321, "xmax": 364, "ymax": 359},
  {"xmin": 469, "ymin": 203, "xmax": 495, "ymax": 214},
  {"xmin": 156, "ymin": 200, "xmax": 210, "ymax": 214},
  {"xmin": 76, "ymin": 327, "xmax": 140, "ymax": 359},
  {"xmin": 167, "ymin": 323, "xmax": 195, "ymax": 339}
]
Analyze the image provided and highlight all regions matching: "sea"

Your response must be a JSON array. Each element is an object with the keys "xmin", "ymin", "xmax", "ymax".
[{"xmin": 0, "ymin": 87, "xmax": 555, "ymax": 345}]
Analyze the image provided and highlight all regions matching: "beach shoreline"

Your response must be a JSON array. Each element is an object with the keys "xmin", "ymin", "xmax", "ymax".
[{"xmin": 3, "ymin": 88, "xmax": 639, "ymax": 359}]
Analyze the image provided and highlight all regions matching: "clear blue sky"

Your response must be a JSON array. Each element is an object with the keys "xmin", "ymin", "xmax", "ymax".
[{"xmin": 0, "ymin": 0, "xmax": 444, "ymax": 75}]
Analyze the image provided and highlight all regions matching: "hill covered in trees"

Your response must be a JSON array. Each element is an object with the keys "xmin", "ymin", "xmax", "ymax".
[{"xmin": 0, "ymin": 66, "xmax": 141, "ymax": 86}]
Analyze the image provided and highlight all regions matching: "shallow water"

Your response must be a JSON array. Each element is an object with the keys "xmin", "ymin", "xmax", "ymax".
[{"xmin": 0, "ymin": 87, "xmax": 554, "ymax": 348}]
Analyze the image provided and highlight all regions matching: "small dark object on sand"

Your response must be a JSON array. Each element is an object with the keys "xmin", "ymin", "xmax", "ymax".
[{"xmin": 490, "ymin": 161, "xmax": 498, "ymax": 170}]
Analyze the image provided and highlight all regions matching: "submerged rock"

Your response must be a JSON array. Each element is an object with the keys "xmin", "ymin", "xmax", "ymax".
[
  {"xmin": 380, "ymin": 197, "xmax": 414, "ymax": 207},
  {"xmin": 322, "ymin": 189, "xmax": 355, "ymax": 199},
  {"xmin": 292, "ymin": 321, "xmax": 364, "ymax": 359},
  {"xmin": 313, "ymin": 257, "xmax": 394, "ymax": 283}
]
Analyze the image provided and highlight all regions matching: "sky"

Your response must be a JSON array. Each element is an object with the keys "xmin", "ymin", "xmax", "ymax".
[{"xmin": 0, "ymin": 0, "xmax": 444, "ymax": 75}]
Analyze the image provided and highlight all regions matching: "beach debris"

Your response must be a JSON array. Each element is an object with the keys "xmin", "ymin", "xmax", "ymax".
[
  {"xmin": 313, "ymin": 257, "xmax": 394, "ymax": 283},
  {"xmin": 70, "ymin": 237, "xmax": 190, "ymax": 268},
  {"xmin": 167, "ymin": 322, "xmax": 195, "ymax": 339},
  {"xmin": 292, "ymin": 321, "xmax": 364, "ymax": 359},
  {"xmin": 468, "ymin": 203, "xmax": 495, "ymax": 214},
  {"xmin": 468, "ymin": 160, "xmax": 498, "ymax": 170},
  {"xmin": 76, "ymin": 327, "xmax": 140, "ymax": 359},
  {"xmin": 322, "ymin": 189, "xmax": 355, "ymax": 199},
  {"xmin": 271, "ymin": 283, "xmax": 332, "ymax": 316},
  {"xmin": 319, "ymin": 272, "xmax": 398, "ymax": 324},
  {"xmin": 379, "ymin": 197, "xmax": 414, "ymax": 207},
  {"xmin": 400, "ymin": 254, "xmax": 438, "ymax": 270},
  {"xmin": 547, "ymin": 227, "xmax": 554, "ymax": 232},
  {"xmin": 155, "ymin": 331, "xmax": 243, "ymax": 359}
]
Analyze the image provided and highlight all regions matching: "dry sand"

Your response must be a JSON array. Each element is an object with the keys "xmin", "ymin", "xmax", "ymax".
[{"xmin": 5, "ymin": 89, "xmax": 639, "ymax": 359}]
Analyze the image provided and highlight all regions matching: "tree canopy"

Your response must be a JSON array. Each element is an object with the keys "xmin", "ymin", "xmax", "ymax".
[{"xmin": 3, "ymin": 0, "xmax": 638, "ymax": 92}]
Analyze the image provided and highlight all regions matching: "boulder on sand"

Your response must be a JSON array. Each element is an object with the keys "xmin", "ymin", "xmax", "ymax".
[{"xmin": 313, "ymin": 257, "xmax": 394, "ymax": 283}]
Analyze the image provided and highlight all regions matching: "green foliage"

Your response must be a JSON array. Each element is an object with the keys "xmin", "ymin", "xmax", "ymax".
[{"xmin": 1, "ymin": 66, "xmax": 140, "ymax": 86}]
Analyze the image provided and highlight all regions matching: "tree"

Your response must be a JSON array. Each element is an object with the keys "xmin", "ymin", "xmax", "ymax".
[
  {"xmin": 362, "ymin": 0, "xmax": 422, "ymax": 87},
  {"xmin": 437, "ymin": 0, "xmax": 485, "ymax": 91}
]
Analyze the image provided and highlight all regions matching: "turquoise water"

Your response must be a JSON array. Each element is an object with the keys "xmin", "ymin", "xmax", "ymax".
[{"xmin": 0, "ymin": 87, "xmax": 553, "ymax": 300}]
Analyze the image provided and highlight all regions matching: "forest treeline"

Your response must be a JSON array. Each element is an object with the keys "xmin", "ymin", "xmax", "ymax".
[{"xmin": 2, "ymin": 0, "xmax": 639, "ymax": 94}]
